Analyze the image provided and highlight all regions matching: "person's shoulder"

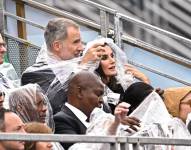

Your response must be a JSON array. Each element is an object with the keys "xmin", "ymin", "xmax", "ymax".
[
  {"xmin": 23, "ymin": 62, "xmax": 49, "ymax": 73},
  {"xmin": 54, "ymin": 106, "xmax": 72, "ymax": 119}
]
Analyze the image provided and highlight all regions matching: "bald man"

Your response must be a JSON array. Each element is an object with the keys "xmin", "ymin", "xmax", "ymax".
[
  {"xmin": 0, "ymin": 108, "xmax": 26, "ymax": 150},
  {"xmin": 54, "ymin": 71, "xmax": 104, "ymax": 149}
]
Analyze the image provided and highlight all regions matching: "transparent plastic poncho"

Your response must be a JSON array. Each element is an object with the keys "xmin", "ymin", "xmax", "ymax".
[
  {"xmin": 22, "ymin": 38, "xmax": 136, "ymax": 114},
  {"xmin": 7, "ymin": 83, "xmax": 55, "ymax": 130},
  {"xmin": 121, "ymin": 91, "xmax": 191, "ymax": 150},
  {"xmin": 71, "ymin": 92, "xmax": 191, "ymax": 150}
]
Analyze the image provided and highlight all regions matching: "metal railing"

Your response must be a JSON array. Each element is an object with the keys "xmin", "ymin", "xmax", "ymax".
[
  {"xmin": 4, "ymin": 0, "xmax": 191, "ymax": 64},
  {"xmin": 21, "ymin": 0, "xmax": 100, "ymax": 30},
  {"xmin": 0, "ymin": 133, "xmax": 191, "ymax": 150},
  {"xmin": 3, "ymin": 33, "xmax": 191, "ymax": 86},
  {"xmin": 3, "ymin": 0, "xmax": 191, "ymax": 84},
  {"xmin": 17, "ymin": 0, "xmax": 191, "ymax": 65}
]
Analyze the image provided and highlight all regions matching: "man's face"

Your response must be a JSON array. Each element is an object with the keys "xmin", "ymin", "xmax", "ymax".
[
  {"xmin": 0, "ymin": 34, "xmax": 6, "ymax": 64},
  {"xmin": 58, "ymin": 26, "xmax": 84, "ymax": 60},
  {"xmin": 35, "ymin": 93, "xmax": 47, "ymax": 123},
  {"xmin": 81, "ymin": 81, "xmax": 104, "ymax": 117},
  {"xmin": 1, "ymin": 112, "xmax": 25, "ymax": 150}
]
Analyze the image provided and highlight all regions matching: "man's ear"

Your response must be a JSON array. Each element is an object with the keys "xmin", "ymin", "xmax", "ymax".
[
  {"xmin": 76, "ymin": 86, "xmax": 83, "ymax": 100},
  {"xmin": 52, "ymin": 41, "xmax": 61, "ymax": 52}
]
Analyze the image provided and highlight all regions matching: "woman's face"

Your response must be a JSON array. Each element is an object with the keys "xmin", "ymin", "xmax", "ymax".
[
  {"xmin": 100, "ymin": 45, "xmax": 117, "ymax": 77},
  {"xmin": 179, "ymin": 93, "xmax": 191, "ymax": 123},
  {"xmin": 35, "ymin": 141, "xmax": 53, "ymax": 150}
]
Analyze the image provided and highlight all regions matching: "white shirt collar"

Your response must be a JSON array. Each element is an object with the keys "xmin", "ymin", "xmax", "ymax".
[{"xmin": 65, "ymin": 102, "xmax": 90, "ymax": 128}]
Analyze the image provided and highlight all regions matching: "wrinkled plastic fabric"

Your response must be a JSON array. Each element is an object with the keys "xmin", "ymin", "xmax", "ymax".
[
  {"xmin": 44, "ymin": 38, "xmax": 135, "ymax": 112},
  {"xmin": 71, "ymin": 92, "xmax": 191, "ymax": 150},
  {"xmin": 38, "ymin": 38, "xmax": 135, "ymax": 89},
  {"xmin": 25, "ymin": 38, "xmax": 135, "ymax": 114},
  {"xmin": 83, "ymin": 38, "xmax": 135, "ymax": 91},
  {"xmin": 44, "ymin": 37, "xmax": 135, "ymax": 91},
  {"xmin": 0, "ymin": 63, "xmax": 19, "ymax": 98},
  {"xmin": 69, "ymin": 108, "xmax": 114, "ymax": 150},
  {"xmin": 120, "ymin": 91, "xmax": 191, "ymax": 150},
  {"xmin": 7, "ymin": 83, "xmax": 55, "ymax": 130}
]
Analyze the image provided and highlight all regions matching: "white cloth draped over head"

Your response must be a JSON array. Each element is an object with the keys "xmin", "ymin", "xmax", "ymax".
[
  {"xmin": 83, "ymin": 38, "xmax": 135, "ymax": 91},
  {"xmin": 7, "ymin": 83, "xmax": 54, "ymax": 130}
]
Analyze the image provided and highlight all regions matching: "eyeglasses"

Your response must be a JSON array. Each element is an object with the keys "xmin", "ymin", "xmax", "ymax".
[
  {"xmin": 0, "ymin": 43, "xmax": 6, "ymax": 48},
  {"xmin": 0, "ymin": 92, "xmax": 5, "ymax": 97}
]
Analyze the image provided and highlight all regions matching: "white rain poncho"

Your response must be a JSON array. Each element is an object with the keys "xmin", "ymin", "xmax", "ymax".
[
  {"xmin": 46, "ymin": 38, "xmax": 135, "ymax": 112},
  {"xmin": 83, "ymin": 38, "xmax": 135, "ymax": 91},
  {"xmin": 7, "ymin": 83, "xmax": 54, "ymax": 130},
  {"xmin": 21, "ymin": 43, "xmax": 83, "ymax": 114},
  {"xmin": 69, "ymin": 108, "xmax": 115, "ymax": 150},
  {"xmin": 121, "ymin": 91, "xmax": 191, "ymax": 150}
]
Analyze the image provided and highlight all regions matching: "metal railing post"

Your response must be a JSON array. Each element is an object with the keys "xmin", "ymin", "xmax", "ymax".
[
  {"xmin": 0, "ymin": 0, "xmax": 4, "ymax": 32},
  {"xmin": 100, "ymin": 10, "xmax": 108, "ymax": 37},
  {"xmin": 120, "ymin": 143, "xmax": 129, "ymax": 150},
  {"xmin": 132, "ymin": 143, "xmax": 141, "ymax": 150},
  {"xmin": 114, "ymin": 14, "xmax": 122, "ymax": 48},
  {"xmin": 110, "ymin": 142, "xmax": 118, "ymax": 150}
]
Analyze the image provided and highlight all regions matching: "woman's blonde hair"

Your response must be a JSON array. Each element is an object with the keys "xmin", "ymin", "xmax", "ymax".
[{"xmin": 24, "ymin": 122, "xmax": 52, "ymax": 150}]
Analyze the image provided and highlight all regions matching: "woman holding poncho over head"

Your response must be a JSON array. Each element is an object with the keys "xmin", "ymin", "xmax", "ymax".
[
  {"xmin": 43, "ymin": 37, "xmax": 150, "ymax": 115},
  {"xmin": 82, "ymin": 38, "xmax": 150, "ymax": 112}
]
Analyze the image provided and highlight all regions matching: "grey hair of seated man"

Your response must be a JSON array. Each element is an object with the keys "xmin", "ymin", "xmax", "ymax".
[{"xmin": 44, "ymin": 18, "xmax": 79, "ymax": 51}]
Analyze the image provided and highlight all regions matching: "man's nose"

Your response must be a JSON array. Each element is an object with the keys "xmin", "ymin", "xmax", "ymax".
[
  {"xmin": 78, "ymin": 42, "xmax": 84, "ymax": 51},
  {"xmin": 0, "ymin": 45, "xmax": 6, "ymax": 52},
  {"xmin": 21, "ymin": 126, "xmax": 26, "ymax": 133},
  {"xmin": 42, "ymin": 104, "xmax": 47, "ymax": 112}
]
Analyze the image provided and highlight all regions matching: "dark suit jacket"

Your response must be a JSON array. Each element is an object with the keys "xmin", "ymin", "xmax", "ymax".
[
  {"xmin": 54, "ymin": 105, "xmax": 87, "ymax": 150},
  {"xmin": 21, "ymin": 62, "xmax": 67, "ymax": 114}
]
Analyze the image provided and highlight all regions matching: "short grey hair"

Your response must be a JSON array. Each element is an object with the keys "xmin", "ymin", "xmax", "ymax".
[{"xmin": 44, "ymin": 18, "xmax": 79, "ymax": 51}]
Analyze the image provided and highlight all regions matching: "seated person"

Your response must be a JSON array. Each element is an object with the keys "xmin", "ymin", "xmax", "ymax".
[
  {"xmin": 83, "ymin": 38, "xmax": 150, "ymax": 112},
  {"xmin": 120, "ymin": 85, "xmax": 191, "ymax": 149},
  {"xmin": 0, "ymin": 108, "xmax": 25, "ymax": 150},
  {"xmin": 0, "ymin": 32, "xmax": 18, "ymax": 90},
  {"xmin": 69, "ymin": 102, "xmax": 131, "ymax": 150},
  {"xmin": 54, "ymin": 71, "xmax": 140, "ymax": 149},
  {"xmin": 21, "ymin": 18, "xmax": 106, "ymax": 114},
  {"xmin": 163, "ymin": 86, "xmax": 191, "ymax": 123},
  {"xmin": 24, "ymin": 122, "xmax": 53, "ymax": 150},
  {"xmin": 8, "ymin": 83, "xmax": 54, "ymax": 130}
]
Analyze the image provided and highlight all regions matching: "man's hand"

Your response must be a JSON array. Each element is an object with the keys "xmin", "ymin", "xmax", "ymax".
[
  {"xmin": 114, "ymin": 102, "xmax": 141, "ymax": 133},
  {"xmin": 81, "ymin": 43, "xmax": 105, "ymax": 64},
  {"xmin": 114, "ymin": 102, "xmax": 130, "ymax": 123},
  {"xmin": 121, "ymin": 116, "xmax": 141, "ymax": 132},
  {"xmin": 108, "ymin": 102, "xmax": 130, "ymax": 135},
  {"xmin": 124, "ymin": 64, "xmax": 150, "ymax": 84}
]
